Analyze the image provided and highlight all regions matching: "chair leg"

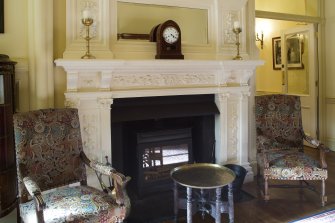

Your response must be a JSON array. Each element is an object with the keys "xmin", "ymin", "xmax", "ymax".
[
  {"xmin": 321, "ymin": 179, "xmax": 327, "ymax": 206},
  {"xmin": 264, "ymin": 177, "xmax": 269, "ymax": 201},
  {"xmin": 17, "ymin": 202, "xmax": 21, "ymax": 223}
]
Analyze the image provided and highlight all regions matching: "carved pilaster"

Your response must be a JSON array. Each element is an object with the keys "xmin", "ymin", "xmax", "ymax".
[
  {"xmin": 98, "ymin": 97, "xmax": 114, "ymax": 163},
  {"xmin": 81, "ymin": 113, "xmax": 99, "ymax": 161},
  {"xmin": 215, "ymin": 93, "xmax": 230, "ymax": 165},
  {"xmin": 228, "ymin": 102, "xmax": 238, "ymax": 160}
]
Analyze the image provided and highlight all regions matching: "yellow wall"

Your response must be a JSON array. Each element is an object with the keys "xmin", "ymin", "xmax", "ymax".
[
  {"xmin": 0, "ymin": 0, "xmax": 28, "ymax": 59},
  {"xmin": 53, "ymin": 0, "xmax": 66, "ymax": 108},
  {"xmin": 255, "ymin": 0, "xmax": 319, "ymax": 16},
  {"xmin": 255, "ymin": 18, "xmax": 308, "ymax": 94}
]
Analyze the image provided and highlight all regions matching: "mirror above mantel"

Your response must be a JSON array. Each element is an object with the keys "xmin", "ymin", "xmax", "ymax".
[
  {"xmin": 63, "ymin": 0, "xmax": 251, "ymax": 60},
  {"xmin": 117, "ymin": 2, "xmax": 208, "ymax": 45}
]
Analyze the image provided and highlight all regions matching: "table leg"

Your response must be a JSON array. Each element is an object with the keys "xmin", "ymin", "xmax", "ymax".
[
  {"xmin": 228, "ymin": 183, "xmax": 234, "ymax": 223},
  {"xmin": 173, "ymin": 182, "xmax": 178, "ymax": 223},
  {"xmin": 187, "ymin": 187, "xmax": 192, "ymax": 223},
  {"xmin": 215, "ymin": 187, "xmax": 222, "ymax": 223}
]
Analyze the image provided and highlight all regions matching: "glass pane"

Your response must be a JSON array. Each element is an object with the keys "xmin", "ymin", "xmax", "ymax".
[
  {"xmin": 0, "ymin": 75, "xmax": 4, "ymax": 104},
  {"xmin": 142, "ymin": 144, "xmax": 189, "ymax": 183},
  {"xmin": 286, "ymin": 32, "xmax": 309, "ymax": 95},
  {"xmin": 142, "ymin": 144, "xmax": 189, "ymax": 167},
  {"xmin": 255, "ymin": 0, "xmax": 320, "ymax": 17}
]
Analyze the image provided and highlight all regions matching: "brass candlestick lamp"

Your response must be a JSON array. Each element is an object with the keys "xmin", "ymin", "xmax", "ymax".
[
  {"xmin": 232, "ymin": 21, "xmax": 243, "ymax": 60},
  {"xmin": 81, "ymin": 8, "xmax": 95, "ymax": 59}
]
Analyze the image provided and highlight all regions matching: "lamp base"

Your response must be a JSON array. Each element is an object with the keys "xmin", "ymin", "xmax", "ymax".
[
  {"xmin": 233, "ymin": 55, "xmax": 243, "ymax": 60},
  {"xmin": 81, "ymin": 53, "xmax": 96, "ymax": 59}
]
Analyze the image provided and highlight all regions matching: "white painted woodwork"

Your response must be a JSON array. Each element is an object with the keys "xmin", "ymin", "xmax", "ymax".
[{"xmin": 55, "ymin": 59, "xmax": 263, "ymax": 187}]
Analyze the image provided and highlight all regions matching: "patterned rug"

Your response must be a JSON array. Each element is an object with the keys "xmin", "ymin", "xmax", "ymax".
[{"xmin": 290, "ymin": 209, "xmax": 335, "ymax": 223}]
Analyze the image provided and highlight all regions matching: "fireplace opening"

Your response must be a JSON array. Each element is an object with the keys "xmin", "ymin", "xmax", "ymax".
[
  {"xmin": 137, "ymin": 128, "xmax": 193, "ymax": 197},
  {"xmin": 111, "ymin": 94, "xmax": 219, "ymax": 222}
]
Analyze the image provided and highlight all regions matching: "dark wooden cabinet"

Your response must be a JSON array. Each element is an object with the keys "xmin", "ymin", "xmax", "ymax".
[{"xmin": 0, "ymin": 54, "xmax": 17, "ymax": 217}]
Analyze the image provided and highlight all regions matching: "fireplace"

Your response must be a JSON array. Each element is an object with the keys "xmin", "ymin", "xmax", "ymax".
[
  {"xmin": 109, "ymin": 94, "xmax": 217, "ymax": 221},
  {"xmin": 55, "ymin": 58, "xmax": 263, "ymax": 201}
]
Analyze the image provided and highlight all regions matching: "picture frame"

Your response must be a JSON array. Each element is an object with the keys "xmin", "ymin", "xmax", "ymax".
[
  {"xmin": 272, "ymin": 36, "xmax": 304, "ymax": 70},
  {"xmin": 286, "ymin": 35, "xmax": 303, "ymax": 69},
  {"xmin": 272, "ymin": 37, "xmax": 281, "ymax": 70},
  {"xmin": 0, "ymin": 0, "xmax": 3, "ymax": 33}
]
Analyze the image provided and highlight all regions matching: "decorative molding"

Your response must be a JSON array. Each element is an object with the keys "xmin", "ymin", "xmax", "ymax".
[
  {"xmin": 111, "ymin": 73, "xmax": 215, "ymax": 88},
  {"xmin": 98, "ymin": 97, "xmax": 113, "ymax": 109},
  {"xmin": 222, "ymin": 11, "xmax": 241, "ymax": 45},
  {"xmin": 55, "ymin": 59, "xmax": 264, "ymax": 92}
]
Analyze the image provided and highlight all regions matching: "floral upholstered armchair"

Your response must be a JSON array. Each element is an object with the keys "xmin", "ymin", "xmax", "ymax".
[
  {"xmin": 255, "ymin": 94, "xmax": 329, "ymax": 206},
  {"xmin": 13, "ymin": 108, "xmax": 131, "ymax": 223}
]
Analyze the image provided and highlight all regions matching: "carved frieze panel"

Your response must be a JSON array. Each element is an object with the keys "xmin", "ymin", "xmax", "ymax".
[{"xmin": 110, "ymin": 73, "xmax": 216, "ymax": 89}]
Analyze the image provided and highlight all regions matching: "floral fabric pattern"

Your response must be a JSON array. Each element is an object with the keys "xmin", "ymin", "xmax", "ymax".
[
  {"xmin": 257, "ymin": 151, "xmax": 327, "ymax": 180},
  {"xmin": 14, "ymin": 108, "xmax": 86, "ymax": 197},
  {"xmin": 20, "ymin": 186, "xmax": 126, "ymax": 223},
  {"xmin": 255, "ymin": 94, "xmax": 327, "ymax": 181},
  {"xmin": 13, "ymin": 108, "xmax": 130, "ymax": 223}
]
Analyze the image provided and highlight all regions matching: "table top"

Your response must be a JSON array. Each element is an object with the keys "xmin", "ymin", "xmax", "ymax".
[{"xmin": 170, "ymin": 163, "xmax": 236, "ymax": 189}]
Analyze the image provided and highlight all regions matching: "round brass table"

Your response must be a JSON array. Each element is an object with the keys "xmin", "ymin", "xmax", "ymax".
[{"xmin": 170, "ymin": 163, "xmax": 236, "ymax": 223}]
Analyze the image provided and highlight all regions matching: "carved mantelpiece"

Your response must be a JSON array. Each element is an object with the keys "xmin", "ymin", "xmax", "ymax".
[{"xmin": 55, "ymin": 59, "xmax": 263, "ymax": 186}]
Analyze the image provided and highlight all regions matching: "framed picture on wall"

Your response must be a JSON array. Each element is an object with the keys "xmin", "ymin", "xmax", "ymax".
[
  {"xmin": 272, "ymin": 37, "xmax": 281, "ymax": 70},
  {"xmin": 286, "ymin": 35, "xmax": 304, "ymax": 69},
  {"xmin": 0, "ymin": 0, "xmax": 3, "ymax": 33}
]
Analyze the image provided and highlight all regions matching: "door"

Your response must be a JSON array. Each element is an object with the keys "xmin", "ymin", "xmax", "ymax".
[{"xmin": 281, "ymin": 24, "xmax": 318, "ymax": 139}]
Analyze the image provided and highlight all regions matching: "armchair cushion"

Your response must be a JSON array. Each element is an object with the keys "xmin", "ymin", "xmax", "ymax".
[
  {"xmin": 19, "ymin": 186, "xmax": 126, "ymax": 223},
  {"xmin": 257, "ymin": 151, "xmax": 327, "ymax": 180}
]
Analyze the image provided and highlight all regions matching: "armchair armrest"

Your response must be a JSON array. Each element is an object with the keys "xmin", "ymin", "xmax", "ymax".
[
  {"xmin": 304, "ymin": 134, "xmax": 330, "ymax": 152},
  {"xmin": 80, "ymin": 151, "xmax": 131, "ymax": 205},
  {"xmin": 303, "ymin": 134, "xmax": 330, "ymax": 168},
  {"xmin": 23, "ymin": 177, "xmax": 46, "ymax": 211},
  {"xmin": 80, "ymin": 151, "xmax": 115, "ymax": 175}
]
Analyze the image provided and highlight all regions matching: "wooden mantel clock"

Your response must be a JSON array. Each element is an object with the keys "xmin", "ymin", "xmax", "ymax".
[{"xmin": 150, "ymin": 20, "xmax": 184, "ymax": 59}]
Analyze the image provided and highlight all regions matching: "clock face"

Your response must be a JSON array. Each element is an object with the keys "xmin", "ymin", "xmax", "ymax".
[{"xmin": 162, "ymin": 26, "xmax": 179, "ymax": 44}]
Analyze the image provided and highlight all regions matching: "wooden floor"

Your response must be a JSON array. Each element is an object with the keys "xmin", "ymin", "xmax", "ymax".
[{"xmin": 175, "ymin": 147, "xmax": 335, "ymax": 223}]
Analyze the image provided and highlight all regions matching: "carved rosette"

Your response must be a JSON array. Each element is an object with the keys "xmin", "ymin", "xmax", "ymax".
[
  {"xmin": 217, "ymin": 93, "xmax": 231, "ymax": 103},
  {"xmin": 98, "ymin": 97, "xmax": 113, "ymax": 109}
]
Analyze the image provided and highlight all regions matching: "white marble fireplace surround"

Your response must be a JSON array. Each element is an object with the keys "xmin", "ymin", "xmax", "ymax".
[{"xmin": 55, "ymin": 59, "xmax": 263, "ymax": 186}]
